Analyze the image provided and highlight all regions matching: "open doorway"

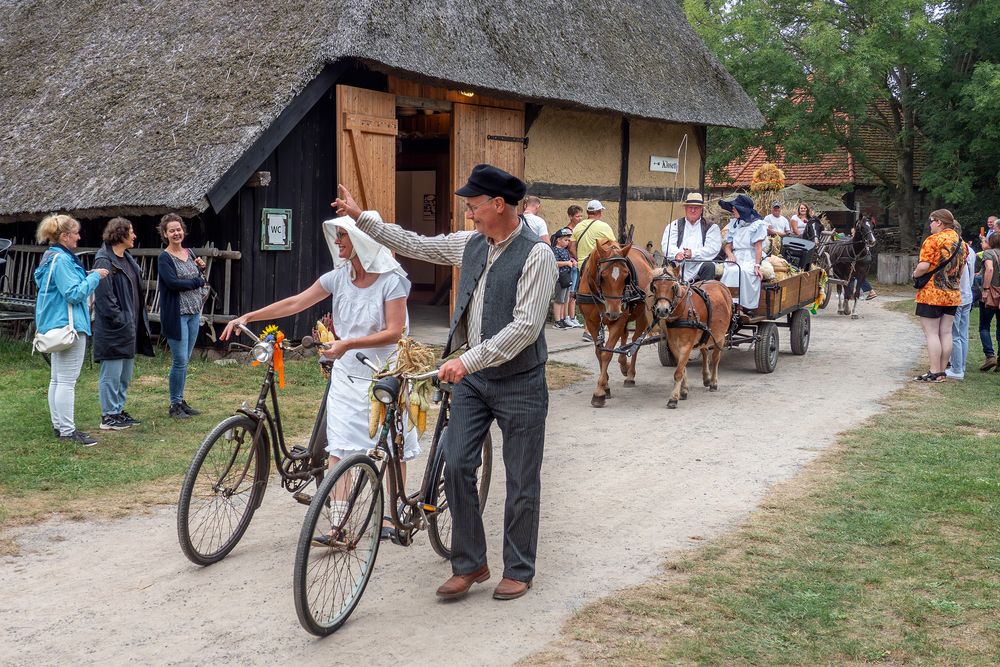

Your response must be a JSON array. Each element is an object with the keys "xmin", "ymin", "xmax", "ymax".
[{"xmin": 395, "ymin": 100, "xmax": 451, "ymax": 330}]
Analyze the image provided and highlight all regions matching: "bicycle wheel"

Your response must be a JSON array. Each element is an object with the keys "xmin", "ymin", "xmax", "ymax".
[
  {"xmin": 294, "ymin": 453, "xmax": 383, "ymax": 636},
  {"xmin": 427, "ymin": 429, "xmax": 493, "ymax": 560},
  {"xmin": 177, "ymin": 415, "xmax": 269, "ymax": 566}
]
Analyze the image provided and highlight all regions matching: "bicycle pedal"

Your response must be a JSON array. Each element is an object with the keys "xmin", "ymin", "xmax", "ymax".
[
  {"xmin": 419, "ymin": 503, "xmax": 439, "ymax": 514},
  {"xmin": 293, "ymin": 491, "xmax": 313, "ymax": 506},
  {"xmin": 389, "ymin": 530, "xmax": 412, "ymax": 547}
]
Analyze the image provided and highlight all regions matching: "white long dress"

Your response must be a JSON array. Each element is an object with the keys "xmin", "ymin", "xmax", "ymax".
[
  {"xmin": 317, "ymin": 267, "xmax": 419, "ymax": 461},
  {"xmin": 721, "ymin": 220, "xmax": 767, "ymax": 309}
]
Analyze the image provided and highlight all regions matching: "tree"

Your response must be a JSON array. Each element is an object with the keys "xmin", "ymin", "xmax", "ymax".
[
  {"xmin": 685, "ymin": 0, "xmax": 944, "ymax": 249},
  {"xmin": 919, "ymin": 0, "xmax": 1000, "ymax": 227}
]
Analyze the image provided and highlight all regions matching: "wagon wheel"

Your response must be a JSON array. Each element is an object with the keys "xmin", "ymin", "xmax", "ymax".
[
  {"xmin": 657, "ymin": 337, "xmax": 676, "ymax": 367},
  {"xmin": 789, "ymin": 309, "xmax": 810, "ymax": 355},
  {"xmin": 754, "ymin": 322, "xmax": 779, "ymax": 373}
]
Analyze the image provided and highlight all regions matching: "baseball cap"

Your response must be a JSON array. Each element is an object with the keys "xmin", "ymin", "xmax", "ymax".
[{"xmin": 586, "ymin": 200, "xmax": 605, "ymax": 212}]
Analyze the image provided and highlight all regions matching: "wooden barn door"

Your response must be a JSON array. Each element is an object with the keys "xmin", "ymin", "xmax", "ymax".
[
  {"xmin": 450, "ymin": 103, "xmax": 525, "ymax": 310},
  {"xmin": 336, "ymin": 85, "xmax": 398, "ymax": 219},
  {"xmin": 451, "ymin": 104, "xmax": 525, "ymax": 234}
]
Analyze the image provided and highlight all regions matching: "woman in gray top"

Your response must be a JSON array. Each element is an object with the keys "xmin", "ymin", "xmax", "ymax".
[{"xmin": 157, "ymin": 213, "xmax": 206, "ymax": 418}]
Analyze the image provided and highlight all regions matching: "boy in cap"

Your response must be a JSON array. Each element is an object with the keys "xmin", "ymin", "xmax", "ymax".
[
  {"xmin": 334, "ymin": 163, "xmax": 556, "ymax": 602},
  {"xmin": 550, "ymin": 228, "xmax": 576, "ymax": 328}
]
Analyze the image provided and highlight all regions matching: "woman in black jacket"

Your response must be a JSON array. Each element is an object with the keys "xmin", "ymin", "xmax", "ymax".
[
  {"xmin": 157, "ymin": 213, "xmax": 207, "ymax": 418},
  {"xmin": 93, "ymin": 217, "xmax": 154, "ymax": 430}
]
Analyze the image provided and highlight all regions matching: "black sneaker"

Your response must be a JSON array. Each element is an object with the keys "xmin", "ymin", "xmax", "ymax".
[
  {"xmin": 61, "ymin": 430, "xmax": 97, "ymax": 447},
  {"xmin": 119, "ymin": 410, "xmax": 141, "ymax": 425},
  {"xmin": 169, "ymin": 403, "xmax": 190, "ymax": 419},
  {"xmin": 582, "ymin": 331, "xmax": 593, "ymax": 342},
  {"xmin": 100, "ymin": 414, "xmax": 130, "ymax": 430},
  {"xmin": 179, "ymin": 400, "xmax": 201, "ymax": 416},
  {"xmin": 552, "ymin": 320, "xmax": 568, "ymax": 329}
]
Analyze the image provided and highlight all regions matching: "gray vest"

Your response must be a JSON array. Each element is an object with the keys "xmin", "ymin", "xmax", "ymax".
[{"xmin": 445, "ymin": 229, "xmax": 548, "ymax": 379}]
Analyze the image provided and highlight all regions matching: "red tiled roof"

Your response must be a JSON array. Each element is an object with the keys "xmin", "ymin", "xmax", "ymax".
[
  {"xmin": 707, "ymin": 100, "xmax": 925, "ymax": 189},
  {"xmin": 707, "ymin": 145, "xmax": 853, "ymax": 187}
]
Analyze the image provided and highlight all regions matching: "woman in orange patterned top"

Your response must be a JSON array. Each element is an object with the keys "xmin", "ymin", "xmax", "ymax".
[{"xmin": 911, "ymin": 209, "xmax": 966, "ymax": 382}]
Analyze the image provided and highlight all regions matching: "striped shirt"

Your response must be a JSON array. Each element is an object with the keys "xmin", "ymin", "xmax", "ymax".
[{"xmin": 356, "ymin": 211, "xmax": 557, "ymax": 374}]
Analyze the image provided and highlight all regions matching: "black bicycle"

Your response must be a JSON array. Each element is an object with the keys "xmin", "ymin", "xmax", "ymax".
[
  {"xmin": 176, "ymin": 324, "xmax": 328, "ymax": 565},
  {"xmin": 293, "ymin": 352, "xmax": 493, "ymax": 636}
]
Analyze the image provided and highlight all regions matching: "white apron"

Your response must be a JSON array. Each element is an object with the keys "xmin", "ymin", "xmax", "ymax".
[{"xmin": 721, "ymin": 220, "xmax": 766, "ymax": 309}]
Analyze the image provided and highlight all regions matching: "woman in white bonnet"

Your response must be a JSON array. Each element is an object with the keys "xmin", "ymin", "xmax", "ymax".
[{"xmin": 221, "ymin": 217, "xmax": 417, "ymax": 540}]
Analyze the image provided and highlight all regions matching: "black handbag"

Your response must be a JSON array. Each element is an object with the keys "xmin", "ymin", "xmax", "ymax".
[{"xmin": 913, "ymin": 240, "xmax": 962, "ymax": 289}]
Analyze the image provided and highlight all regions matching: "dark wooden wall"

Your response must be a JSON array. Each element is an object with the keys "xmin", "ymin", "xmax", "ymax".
[{"xmin": 212, "ymin": 88, "xmax": 338, "ymax": 340}]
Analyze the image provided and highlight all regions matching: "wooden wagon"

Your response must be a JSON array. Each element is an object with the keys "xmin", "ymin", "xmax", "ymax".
[{"xmin": 657, "ymin": 267, "xmax": 823, "ymax": 374}]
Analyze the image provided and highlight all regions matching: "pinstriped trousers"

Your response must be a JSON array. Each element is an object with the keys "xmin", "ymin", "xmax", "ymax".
[{"xmin": 442, "ymin": 363, "xmax": 548, "ymax": 582}]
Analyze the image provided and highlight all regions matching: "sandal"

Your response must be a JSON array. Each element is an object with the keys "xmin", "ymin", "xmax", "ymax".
[
  {"xmin": 865, "ymin": 291, "xmax": 878, "ymax": 300},
  {"xmin": 930, "ymin": 373, "xmax": 947, "ymax": 382},
  {"xmin": 913, "ymin": 371, "xmax": 935, "ymax": 382}
]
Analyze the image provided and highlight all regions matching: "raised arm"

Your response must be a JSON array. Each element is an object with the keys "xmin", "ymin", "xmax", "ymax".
[{"xmin": 334, "ymin": 184, "xmax": 469, "ymax": 266}]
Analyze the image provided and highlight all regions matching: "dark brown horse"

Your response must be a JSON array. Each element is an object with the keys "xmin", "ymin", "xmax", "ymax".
[
  {"xmin": 828, "ymin": 217, "xmax": 875, "ymax": 318},
  {"xmin": 577, "ymin": 238, "xmax": 656, "ymax": 407},
  {"xmin": 650, "ymin": 265, "xmax": 733, "ymax": 408}
]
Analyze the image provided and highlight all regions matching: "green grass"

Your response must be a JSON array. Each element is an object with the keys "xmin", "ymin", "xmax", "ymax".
[
  {"xmin": 0, "ymin": 338, "xmax": 327, "ymax": 527},
  {"xmin": 534, "ymin": 304, "xmax": 1000, "ymax": 665}
]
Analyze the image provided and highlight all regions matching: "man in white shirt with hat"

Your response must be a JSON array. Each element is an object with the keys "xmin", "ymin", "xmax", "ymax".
[{"xmin": 660, "ymin": 192, "xmax": 722, "ymax": 282}]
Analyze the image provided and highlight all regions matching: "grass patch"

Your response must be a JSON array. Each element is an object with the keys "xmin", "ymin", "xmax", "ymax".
[
  {"xmin": 0, "ymin": 338, "xmax": 587, "ymax": 548},
  {"xmin": 530, "ymin": 308, "xmax": 1000, "ymax": 665}
]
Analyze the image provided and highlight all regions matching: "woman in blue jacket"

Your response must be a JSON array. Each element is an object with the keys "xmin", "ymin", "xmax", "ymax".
[
  {"xmin": 34, "ymin": 214, "xmax": 109, "ymax": 446},
  {"xmin": 157, "ymin": 214, "xmax": 206, "ymax": 418}
]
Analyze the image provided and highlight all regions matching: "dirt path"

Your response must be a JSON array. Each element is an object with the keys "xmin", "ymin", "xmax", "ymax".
[{"xmin": 0, "ymin": 298, "xmax": 921, "ymax": 665}]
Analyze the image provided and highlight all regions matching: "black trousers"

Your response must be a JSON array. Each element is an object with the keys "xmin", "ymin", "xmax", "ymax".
[{"xmin": 441, "ymin": 363, "xmax": 547, "ymax": 582}]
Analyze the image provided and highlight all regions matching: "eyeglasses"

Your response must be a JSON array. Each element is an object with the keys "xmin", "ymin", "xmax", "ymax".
[
  {"xmin": 465, "ymin": 197, "xmax": 497, "ymax": 214},
  {"xmin": 335, "ymin": 230, "xmax": 348, "ymax": 239}
]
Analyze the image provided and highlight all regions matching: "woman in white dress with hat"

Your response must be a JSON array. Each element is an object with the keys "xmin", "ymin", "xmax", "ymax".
[
  {"xmin": 719, "ymin": 194, "xmax": 768, "ymax": 310},
  {"xmin": 221, "ymin": 217, "xmax": 417, "ymax": 538}
]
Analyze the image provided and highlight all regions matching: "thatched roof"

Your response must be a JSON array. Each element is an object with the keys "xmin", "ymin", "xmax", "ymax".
[{"xmin": 0, "ymin": 0, "xmax": 763, "ymax": 223}]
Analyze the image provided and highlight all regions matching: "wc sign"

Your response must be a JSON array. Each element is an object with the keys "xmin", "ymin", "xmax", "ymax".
[
  {"xmin": 649, "ymin": 155, "xmax": 679, "ymax": 173},
  {"xmin": 260, "ymin": 208, "xmax": 293, "ymax": 251}
]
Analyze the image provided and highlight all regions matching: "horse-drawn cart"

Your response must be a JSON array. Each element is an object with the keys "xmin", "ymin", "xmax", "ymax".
[{"xmin": 657, "ymin": 267, "xmax": 823, "ymax": 374}]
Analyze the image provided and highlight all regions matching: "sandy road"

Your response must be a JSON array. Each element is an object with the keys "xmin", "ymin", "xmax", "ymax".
[{"xmin": 0, "ymin": 298, "xmax": 921, "ymax": 665}]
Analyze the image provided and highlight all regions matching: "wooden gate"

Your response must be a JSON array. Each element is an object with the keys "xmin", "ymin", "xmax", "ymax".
[{"xmin": 336, "ymin": 85, "xmax": 398, "ymax": 220}]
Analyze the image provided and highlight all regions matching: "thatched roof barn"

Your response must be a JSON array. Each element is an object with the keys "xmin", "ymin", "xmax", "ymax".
[
  {"xmin": 0, "ymin": 0, "xmax": 760, "ymax": 222},
  {"xmin": 0, "ymin": 0, "xmax": 761, "ymax": 339}
]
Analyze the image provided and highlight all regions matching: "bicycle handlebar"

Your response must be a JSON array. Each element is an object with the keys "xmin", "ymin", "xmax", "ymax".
[{"xmin": 355, "ymin": 352, "xmax": 439, "ymax": 381}]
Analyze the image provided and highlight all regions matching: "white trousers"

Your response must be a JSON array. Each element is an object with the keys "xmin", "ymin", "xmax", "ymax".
[{"xmin": 48, "ymin": 334, "xmax": 87, "ymax": 436}]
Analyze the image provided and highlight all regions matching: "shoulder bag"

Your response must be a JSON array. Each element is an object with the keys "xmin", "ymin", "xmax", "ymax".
[
  {"xmin": 33, "ymin": 254, "xmax": 79, "ymax": 354},
  {"xmin": 983, "ymin": 250, "xmax": 1000, "ymax": 309},
  {"xmin": 913, "ymin": 239, "xmax": 962, "ymax": 290}
]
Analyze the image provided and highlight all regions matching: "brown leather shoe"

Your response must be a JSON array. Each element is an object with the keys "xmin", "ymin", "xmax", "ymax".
[
  {"xmin": 981, "ymin": 356, "xmax": 997, "ymax": 371},
  {"xmin": 436, "ymin": 565, "xmax": 490, "ymax": 600},
  {"xmin": 493, "ymin": 577, "xmax": 532, "ymax": 600}
]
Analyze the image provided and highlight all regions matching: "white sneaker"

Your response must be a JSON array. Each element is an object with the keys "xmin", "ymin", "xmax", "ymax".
[
  {"xmin": 944, "ymin": 370, "xmax": 964, "ymax": 380},
  {"xmin": 565, "ymin": 318, "xmax": 583, "ymax": 328}
]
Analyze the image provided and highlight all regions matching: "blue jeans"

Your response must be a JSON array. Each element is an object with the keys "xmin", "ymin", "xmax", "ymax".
[
  {"xmin": 49, "ymin": 334, "xmax": 88, "ymax": 435},
  {"xmin": 949, "ymin": 303, "xmax": 972, "ymax": 376},
  {"xmin": 167, "ymin": 314, "xmax": 200, "ymax": 404},
  {"xmin": 979, "ymin": 305, "xmax": 999, "ymax": 358},
  {"xmin": 99, "ymin": 357, "xmax": 135, "ymax": 416}
]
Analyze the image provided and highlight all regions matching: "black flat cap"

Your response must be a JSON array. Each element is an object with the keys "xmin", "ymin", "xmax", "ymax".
[{"xmin": 455, "ymin": 164, "xmax": 527, "ymax": 205}]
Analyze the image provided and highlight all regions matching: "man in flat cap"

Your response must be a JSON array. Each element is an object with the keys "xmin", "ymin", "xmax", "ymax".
[
  {"xmin": 660, "ymin": 192, "xmax": 721, "ymax": 282},
  {"xmin": 334, "ymin": 164, "xmax": 557, "ymax": 602}
]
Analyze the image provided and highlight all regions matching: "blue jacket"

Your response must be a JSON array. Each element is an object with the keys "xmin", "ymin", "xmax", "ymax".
[{"xmin": 33, "ymin": 245, "xmax": 101, "ymax": 336}]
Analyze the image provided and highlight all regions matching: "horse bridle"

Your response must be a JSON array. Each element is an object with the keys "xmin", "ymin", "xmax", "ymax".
[
  {"xmin": 593, "ymin": 255, "xmax": 646, "ymax": 311},
  {"xmin": 649, "ymin": 272, "xmax": 722, "ymax": 348}
]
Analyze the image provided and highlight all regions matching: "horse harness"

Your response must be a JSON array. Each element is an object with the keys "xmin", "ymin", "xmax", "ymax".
[
  {"xmin": 651, "ymin": 275, "xmax": 718, "ymax": 348},
  {"xmin": 576, "ymin": 254, "xmax": 647, "ymax": 310}
]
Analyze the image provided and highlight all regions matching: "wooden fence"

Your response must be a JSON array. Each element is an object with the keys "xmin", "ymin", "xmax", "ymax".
[
  {"xmin": 0, "ymin": 242, "xmax": 241, "ymax": 341},
  {"xmin": 877, "ymin": 252, "xmax": 919, "ymax": 284}
]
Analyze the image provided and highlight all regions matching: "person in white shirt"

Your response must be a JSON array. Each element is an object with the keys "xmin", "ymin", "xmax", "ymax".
[
  {"xmin": 520, "ymin": 195, "xmax": 550, "ymax": 244},
  {"xmin": 764, "ymin": 201, "xmax": 792, "ymax": 237},
  {"xmin": 789, "ymin": 202, "xmax": 811, "ymax": 237},
  {"xmin": 660, "ymin": 192, "xmax": 721, "ymax": 282}
]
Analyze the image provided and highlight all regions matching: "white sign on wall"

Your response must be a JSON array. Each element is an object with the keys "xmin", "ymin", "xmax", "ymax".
[{"xmin": 649, "ymin": 155, "xmax": 679, "ymax": 173}]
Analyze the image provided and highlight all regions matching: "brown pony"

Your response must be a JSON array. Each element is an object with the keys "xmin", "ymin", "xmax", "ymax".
[
  {"xmin": 650, "ymin": 265, "xmax": 733, "ymax": 408},
  {"xmin": 577, "ymin": 238, "xmax": 656, "ymax": 407}
]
